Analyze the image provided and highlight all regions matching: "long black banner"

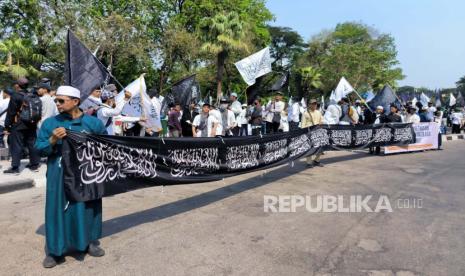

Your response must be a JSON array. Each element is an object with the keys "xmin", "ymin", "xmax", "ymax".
[{"xmin": 62, "ymin": 123, "xmax": 415, "ymax": 202}]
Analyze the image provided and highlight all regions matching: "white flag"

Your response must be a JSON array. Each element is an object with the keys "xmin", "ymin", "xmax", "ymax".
[
  {"xmin": 329, "ymin": 77, "xmax": 354, "ymax": 102},
  {"xmin": 420, "ymin": 92, "xmax": 430, "ymax": 107},
  {"xmin": 449, "ymin": 93, "xmax": 456, "ymax": 106},
  {"xmin": 411, "ymin": 97, "xmax": 418, "ymax": 107},
  {"xmin": 116, "ymin": 75, "xmax": 162, "ymax": 131},
  {"xmin": 235, "ymin": 47, "xmax": 272, "ymax": 86}
]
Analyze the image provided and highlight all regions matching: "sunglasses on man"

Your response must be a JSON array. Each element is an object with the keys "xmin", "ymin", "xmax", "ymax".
[{"xmin": 54, "ymin": 98, "xmax": 74, "ymax": 105}]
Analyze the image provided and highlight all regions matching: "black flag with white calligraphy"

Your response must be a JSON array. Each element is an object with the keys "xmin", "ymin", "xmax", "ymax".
[
  {"xmin": 64, "ymin": 30, "xmax": 110, "ymax": 102},
  {"xmin": 61, "ymin": 123, "xmax": 415, "ymax": 202}
]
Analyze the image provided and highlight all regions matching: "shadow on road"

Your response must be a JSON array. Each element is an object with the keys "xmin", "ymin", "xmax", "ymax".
[{"xmin": 35, "ymin": 152, "xmax": 370, "ymax": 237}]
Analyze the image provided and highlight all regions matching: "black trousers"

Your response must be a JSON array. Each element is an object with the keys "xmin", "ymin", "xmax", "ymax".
[
  {"xmin": 265, "ymin": 122, "xmax": 273, "ymax": 134},
  {"xmin": 252, "ymin": 126, "xmax": 262, "ymax": 136},
  {"xmin": 8, "ymin": 128, "xmax": 40, "ymax": 169},
  {"xmin": 289, "ymin": 121, "xmax": 299, "ymax": 131},
  {"xmin": 231, "ymin": 126, "xmax": 240, "ymax": 136},
  {"xmin": 239, "ymin": 124, "xmax": 248, "ymax": 136},
  {"xmin": 452, "ymin": 124, "xmax": 461, "ymax": 134},
  {"xmin": 0, "ymin": 125, "xmax": 5, "ymax": 148},
  {"xmin": 267, "ymin": 122, "xmax": 280, "ymax": 133}
]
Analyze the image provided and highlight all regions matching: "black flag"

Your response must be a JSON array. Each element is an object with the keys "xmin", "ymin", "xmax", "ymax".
[
  {"xmin": 171, "ymin": 74, "xmax": 196, "ymax": 108},
  {"xmin": 270, "ymin": 71, "xmax": 289, "ymax": 91},
  {"xmin": 369, "ymin": 85, "xmax": 401, "ymax": 114},
  {"xmin": 64, "ymin": 30, "xmax": 109, "ymax": 102},
  {"xmin": 246, "ymin": 76, "xmax": 263, "ymax": 105}
]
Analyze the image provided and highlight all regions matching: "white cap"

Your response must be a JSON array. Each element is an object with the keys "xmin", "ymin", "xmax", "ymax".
[
  {"xmin": 241, "ymin": 103, "xmax": 247, "ymax": 107},
  {"xmin": 376, "ymin": 105, "xmax": 384, "ymax": 110},
  {"xmin": 56, "ymin": 86, "xmax": 80, "ymax": 98},
  {"xmin": 231, "ymin": 92, "xmax": 238, "ymax": 98}
]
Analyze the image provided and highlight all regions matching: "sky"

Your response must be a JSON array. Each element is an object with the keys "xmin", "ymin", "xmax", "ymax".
[{"xmin": 266, "ymin": 0, "xmax": 465, "ymax": 89}]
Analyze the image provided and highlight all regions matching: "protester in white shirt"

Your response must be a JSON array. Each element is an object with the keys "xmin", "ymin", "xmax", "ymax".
[
  {"xmin": 265, "ymin": 92, "xmax": 285, "ymax": 133},
  {"xmin": 288, "ymin": 97, "xmax": 300, "ymax": 131},
  {"xmin": 405, "ymin": 107, "xmax": 420, "ymax": 124},
  {"xmin": 208, "ymin": 106, "xmax": 223, "ymax": 136},
  {"xmin": 451, "ymin": 108, "xmax": 464, "ymax": 134},
  {"xmin": 0, "ymin": 89, "xmax": 12, "ymax": 148},
  {"xmin": 279, "ymin": 109, "xmax": 289, "ymax": 132},
  {"xmin": 97, "ymin": 90, "xmax": 131, "ymax": 135},
  {"xmin": 323, "ymin": 101, "xmax": 342, "ymax": 125},
  {"xmin": 192, "ymin": 103, "xmax": 219, "ymax": 137},
  {"xmin": 37, "ymin": 82, "xmax": 58, "ymax": 129},
  {"xmin": 236, "ymin": 103, "xmax": 249, "ymax": 136},
  {"xmin": 229, "ymin": 92, "xmax": 242, "ymax": 135},
  {"xmin": 218, "ymin": 97, "xmax": 236, "ymax": 136}
]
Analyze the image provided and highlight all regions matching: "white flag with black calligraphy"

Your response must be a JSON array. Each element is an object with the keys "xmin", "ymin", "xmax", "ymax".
[
  {"xmin": 116, "ymin": 75, "xmax": 162, "ymax": 131},
  {"xmin": 234, "ymin": 47, "xmax": 272, "ymax": 86}
]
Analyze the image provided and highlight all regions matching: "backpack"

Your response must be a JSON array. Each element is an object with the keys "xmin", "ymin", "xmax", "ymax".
[{"xmin": 19, "ymin": 93, "xmax": 42, "ymax": 125}]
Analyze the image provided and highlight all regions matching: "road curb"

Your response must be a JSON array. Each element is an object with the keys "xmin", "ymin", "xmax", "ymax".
[
  {"xmin": 0, "ymin": 179, "xmax": 35, "ymax": 194},
  {"xmin": 443, "ymin": 134, "xmax": 465, "ymax": 142}
]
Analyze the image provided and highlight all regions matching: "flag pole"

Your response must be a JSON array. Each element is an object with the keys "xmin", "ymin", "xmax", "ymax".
[
  {"xmin": 352, "ymin": 89, "xmax": 373, "ymax": 113},
  {"xmin": 139, "ymin": 74, "xmax": 146, "ymax": 120}
]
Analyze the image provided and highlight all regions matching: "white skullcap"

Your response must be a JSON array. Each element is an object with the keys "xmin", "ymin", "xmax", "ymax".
[
  {"xmin": 231, "ymin": 92, "xmax": 238, "ymax": 97},
  {"xmin": 376, "ymin": 105, "xmax": 384, "ymax": 110},
  {"xmin": 56, "ymin": 86, "xmax": 80, "ymax": 98}
]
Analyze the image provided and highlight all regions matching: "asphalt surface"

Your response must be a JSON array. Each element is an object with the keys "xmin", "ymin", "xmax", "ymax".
[{"xmin": 0, "ymin": 141, "xmax": 464, "ymax": 275}]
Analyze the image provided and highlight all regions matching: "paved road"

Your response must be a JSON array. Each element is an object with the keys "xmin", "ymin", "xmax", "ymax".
[{"xmin": 1, "ymin": 142, "xmax": 464, "ymax": 276}]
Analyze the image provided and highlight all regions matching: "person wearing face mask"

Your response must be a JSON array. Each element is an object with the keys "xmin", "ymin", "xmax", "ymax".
[
  {"xmin": 192, "ymin": 103, "xmax": 218, "ymax": 137},
  {"xmin": 250, "ymin": 98, "xmax": 263, "ymax": 135},
  {"xmin": 96, "ymin": 89, "xmax": 131, "ymax": 135},
  {"xmin": 218, "ymin": 97, "xmax": 236, "ymax": 136}
]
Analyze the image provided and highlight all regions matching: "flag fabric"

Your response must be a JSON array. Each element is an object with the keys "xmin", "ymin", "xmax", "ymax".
[
  {"xmin": 235, "ymin": 47, "xmax": 272, "ymax": 86},
  {"xmin": 435, "ymin": 96, "xmax": 442, "ymax": 108},
  {"xmin": 62, "ymin": 123, "xmax": 415, "ymax": 202},
  {"xmin": 171, "ymin": 75, "xmax": 197, "ymax": 108},
  {"xmin": 270, "ymin": 71, "xmax": 289, "ymax": 91},
  {"xmin": 245, "ymin": 76, "xmax": 264, "ymax": 105},
  {"xmin": 116, "ymin": 75, "xmax": 162, "ymax": 132},
  {"xmin": 449, "ymin": 93, "xmax": 456, "ymax": 107},
  {"xmin": 412, "ymin": 97, "xmax": 418, "ymax": 107},
  {"xmin": 64, "ymin": 30, "xmax": 109, "ymax": 102},
  {"xmin": 455, "ymin": 92, "xmax": 465, "ymax": 107},
  {"xmin": 329, "ymin": 77, "xmax": 354, "ymax": 103},
  {"xmin": 368, "ymin": 85, "xmax": 400, "ymax": 113},
  {"xmin": 420, "ymin": 92, "xmax": 430, "ymax": 107},
  {"xmin": 364, "ymin": 91, "xmax": 375, "ymax": 103}
]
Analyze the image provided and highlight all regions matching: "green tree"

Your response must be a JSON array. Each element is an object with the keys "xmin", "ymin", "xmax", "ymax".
[
  {"xmin": 200, "ymin": 12, "xmax": 248, "ymax": 99},
  {"xmin": 299, "ymin": 66, "xmax": 322, "ymax": 96},
  {"xmin": 456, "ymin": 75, "xmax": 465, "ymax": 93},
  {"xmin": 0, "ymin": 38, "xmax": 44, "ymax": 80},
  {"xmin": 268, "ymin": 26, "xmax": 306, "ymax": 71},
  {"xmin": 301, "ymin": 22, "xmax": 404, "ymax": 95}
]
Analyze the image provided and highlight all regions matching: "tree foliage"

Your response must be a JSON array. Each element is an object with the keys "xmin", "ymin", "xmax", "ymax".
[{"xmin": 301, "ymin": 22, "xmax": 404, "ymax": 95}]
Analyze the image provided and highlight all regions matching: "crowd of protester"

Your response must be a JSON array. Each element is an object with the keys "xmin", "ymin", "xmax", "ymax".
[{"xmin": 1, "ymin": 77, "xmax": 465, "ymax": 173}]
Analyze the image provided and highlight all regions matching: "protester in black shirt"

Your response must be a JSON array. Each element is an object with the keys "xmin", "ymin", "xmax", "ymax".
[
  {"xmin": 386, "ymin": 104, "xmax": 402, "ymax": 123},
  {"xmin": 3, "ymin": 77, "xmax": 41, "ymax": 174}
]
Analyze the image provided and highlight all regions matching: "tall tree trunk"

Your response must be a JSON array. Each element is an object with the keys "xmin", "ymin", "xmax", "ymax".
[{"xmin": 216, "ymin": 51, "xmax": 227, "ymax": 102}]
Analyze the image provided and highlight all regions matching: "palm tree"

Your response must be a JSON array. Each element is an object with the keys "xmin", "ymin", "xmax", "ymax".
[
  {"xmin": 201, "ymin": 12, "xmax": 248, "ymax": 100},
  {"xmin": 456, "ymin": 75, "xmax": 465, "ymax": 93},
  {"xmin": 0, "ymin": 38, "xmax": 43, "ymax": 79},
  {"xmin": 300, "ymin": 66, "xmax": 322, "ymax": 95}
]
